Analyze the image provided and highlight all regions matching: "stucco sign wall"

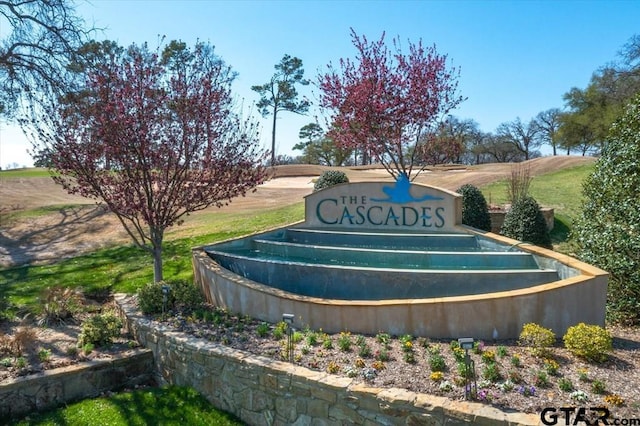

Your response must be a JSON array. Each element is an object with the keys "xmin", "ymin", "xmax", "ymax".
[{"xmin": 304, "ymin": 175, "xmax": 462, "ymax": 232}]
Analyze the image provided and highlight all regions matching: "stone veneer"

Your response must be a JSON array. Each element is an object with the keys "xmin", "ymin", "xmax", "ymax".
[
  {"xmin": 115, "ymin": 294, "xmax": 540, "ymax": 426},
  {"xmin": 0, "ymin": 349, "xmax": 154, "ymax": 421}
]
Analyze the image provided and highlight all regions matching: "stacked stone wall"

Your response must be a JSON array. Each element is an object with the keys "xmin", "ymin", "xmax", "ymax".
[
  {"xmin": 115, "ymin": 295, "xmax": 539, "ymax": 426},
  {"xmin": 0, "ymin": 349, "xmax": 154, "ymax": 421}
]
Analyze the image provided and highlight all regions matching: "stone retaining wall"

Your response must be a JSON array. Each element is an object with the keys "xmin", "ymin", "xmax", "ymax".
[
  {"xmin": 115, "ymin": 294, "xmax": 539, "ymax": 426},
  {"xmin": 0, "ymin": 349, "xmax": 155, "ymax": 421}
]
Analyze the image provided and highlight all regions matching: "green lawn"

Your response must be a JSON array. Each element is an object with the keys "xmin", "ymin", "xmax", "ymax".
[{"xmin": 9, "ymin": 385, "xmax": 243, "ymax": 426}]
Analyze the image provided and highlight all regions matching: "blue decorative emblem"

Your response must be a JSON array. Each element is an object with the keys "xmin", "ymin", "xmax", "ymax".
[{"xmin": 370, "ymin": 173, "xmax": 443, "ymax": 204}]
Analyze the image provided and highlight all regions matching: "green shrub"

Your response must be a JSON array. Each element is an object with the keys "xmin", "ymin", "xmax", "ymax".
[
  {"xmin": 457, "ymin": 184, "xmax": 492, "ymax": 231},
  {"xmin": 572, "ymin": 95, "xmax": 640, "ymax": 324},
  {"xmin": 137, "ymin": 281, "xmax": 172, "ymax": 314},
  {"xmin": 501, "ymin": 196, "xmax": 552, "ymax": 248},
  {"xmin": 78, "ymin": 312, "xmax": 123, "ymax": 347},
  {"xmin": 518, "ymin": 322, "xmax": 556, "ymax": 357},
  {"xmin": 137, "ymin": 280, "xmax": 203, "ymax": 314},
  {"xmin": 313, "ymin": 170, "xmax": 349, "ymax": 192},
  {"xmin": 563, "ymin": 323, "xmax": 612, "ymax": 363},
  {"xmin": 170, "ymin": 280, "xmax": 204, "ymax": 310}
]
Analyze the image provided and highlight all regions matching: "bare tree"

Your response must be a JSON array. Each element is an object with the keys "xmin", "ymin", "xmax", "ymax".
[
  {"xmin": 535, "ymin": 108, "xmax": 562, "ymax": 156},
  {"xmin": 0, "ymin": 0, "xmax": 88, "ymax": 117},
  {"xmin": 496, "ymin": 118, "xmax": 541, "ymax": 161}
]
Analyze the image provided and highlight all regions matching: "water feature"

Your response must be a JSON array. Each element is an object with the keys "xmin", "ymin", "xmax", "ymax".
[{"xmin": 193, "ymin": 177, "xmax": 608, "ymax": 339}]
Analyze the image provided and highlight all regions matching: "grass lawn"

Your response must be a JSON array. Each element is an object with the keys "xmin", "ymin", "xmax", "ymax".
[{"xmin": 9, "ymin": 385, "xmax": 243, "ymax": 426}]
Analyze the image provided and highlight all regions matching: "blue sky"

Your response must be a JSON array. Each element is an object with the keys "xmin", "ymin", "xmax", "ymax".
[{"xmin": 1, "ymin": 0, "xmax": 639, "ymax": 168}]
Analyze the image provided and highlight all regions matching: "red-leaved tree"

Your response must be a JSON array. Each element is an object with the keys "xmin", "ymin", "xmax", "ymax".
[
  {"xmin": 318, "ymin": 29, "xmax": 465, "ymax": 179},
  {"xmin": 26, "ymin": 40, "xmax": 268, "ymax": 282}
]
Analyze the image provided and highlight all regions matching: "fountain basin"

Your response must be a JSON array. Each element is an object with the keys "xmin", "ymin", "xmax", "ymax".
[{"xmin": 193, "ymin": 180, "xmax": 607, "ymax": 339}]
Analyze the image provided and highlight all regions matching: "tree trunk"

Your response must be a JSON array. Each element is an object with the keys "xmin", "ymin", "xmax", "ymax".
[
  {"xmin": 152, "ymin": 232, "xmax": 164, "ymax": 282},
  {"xmin": 271, "ymin": 109, "xmax": 277, "ymax": 166}
]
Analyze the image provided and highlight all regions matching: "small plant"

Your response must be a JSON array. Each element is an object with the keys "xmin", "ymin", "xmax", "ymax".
[
  {"xmin": 12, "ymin": 327, "xmax": 37, "ymax": 355},
  {"xmin": 570, "ymin": 390, "xmax": 589, "ymax": 403},
  {"xmin": 452, "ymin": 346, "xmax": 466, "ymax": 362},
  {"xmin": 518, "ymin": 323, "xmax": 555, "ymax": 357},
  {"xmin": 256, "ymin": 322, "xmax": 270, "ymax": 338},
  {"xmin": 604, "ymin": 393, "xmax": 625, "ymax": 407},
  {"xmin": 577, "ymin": 368, "xmax": 589, "ymax": 382},
  {"xmin": 292, "ymin": 331, "xmax": 304, "ymax": 344},
  {"xmin": 305, "ymin": 330, "xmax": 319, "ymax": 346},
  {"xmin": 543, "ymin": 358, "xmax": 560, "ymax": 375},
  {"xmin": 354, "ymin": 335, "xmax": 366, "ymax": 346},
  {"xmin": 322, "ymin": 335, "xmax": 333, "ymax": 350},
  {"xmin": 38, "ymin": 286, "xmax": 85, "ymax": 326},
  {"xmin": 337, "ymin": 332, "xmax": 352, "ymax": 352},
  {"xmin": 313, "ymin": 170, "xmax": 349, "ymax": 192},
  {"xmin": 66, "ymin": 345, "xmax": 78, "ymax": 356},
  {"xmin": 272, "ymin": 322, "xmax": 287, "ymax": 340},
  {"xmin": 77, "ymin": 312, "xmax": 123, "ymax": 347},
  {"xmin": 403, "ymin": 351, "xmax": 416, "ymax": 364},
  {"xmin": 510, "ymin": 354, "xmax": 521, "ymax": 367},
  {"xmin": 563, "ymin": 323, "xmax": 612, "ymax": 363},
  {"xmin": 439, "ymin": 380, "xmax": 454, "ymax": 392},
  {"xmin": 362, "ymin": 367, "xmax": 377, "ymax": 382},
  {"xmin": 358, "ymin": 343, "xmax": 372, "ymax": 358},
  {"xmin": 326, "ymin": 360, "xmax": 340, "ymax": 374},
  {"xmin": 137, "ymin": 281, "xmax": 173, "ymax": 314},
  {"xmin": 374, "ymin": 348, "xmax": 390, "ymax": 362},
  {"xmin": 38, "ymin": 349, "xmax": 52, "ymax": 362},
  {"xmin": 496, "ymin": 345, "xmax": 508, "ymax": 357},
  {"xmin": 482, "ymin": 362, "xmax": 502, "ymax": 382},
  {"xmin": 300, "ymin": 346, "xmax": 310, "ymax": 355},
  {"xmin": 344, "ymin": 366, "xmax": 358, "ymax": 378},
  {"xmin": 15, "ymin": 356, "xmax": 27, "ymax": 369},
  {"xmin": 518, "ymin": 385, "xmax": 536, "ymax": 397},
  {"xmin": 499, "ymin": 379, "xmax": 515, "ymax": 392},
  {"xmin": 428, "ymin": 352, "xmax": 446, "ymax": 372},
  {"xmin": 507, "ymin": 369, "xmax": 523, "ymax": 384},
  {"xmin": 591, "ymin": 379, "xmax": 607, "ymax": 394},
  {"xmin": 430, "ymin": 371, "xmax": 444, "ymax": 382},
  {"xmin": 376, "ymin": 332, "xmax": 391, "ymax": 347},
  {"xmin": 472, "ymin": 340, "xmax": 484, "ymax": 354},
  {"xmin": 481, "ymin": 350, "xmax": 496, "ymax": 364},
  {"xmin": 534, "ymin": 370, "xmax": 549, "ymax": 388},
  {"xmin": 354, "ymin": 358, "xmax": 366, "ymax": 368},
  {"xmin": 0, "ymin": 357, "xmax": 12, "ymax": 367},
  {"xmin": 372, "ymin": 360, "xmax": 386, "ymax": 371},
  {"xmin": 558, "ymin": 377, "xmax": 574, "ymax": 392}
]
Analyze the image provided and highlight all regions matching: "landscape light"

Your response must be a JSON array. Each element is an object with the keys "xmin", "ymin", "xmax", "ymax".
[
  {"xmin": 282, "ymin": 313, "xmax": 294, "ymax": 325},
  {"xmin": 458, "ymin": 337, "xmax": 474, "ymax": 351}
]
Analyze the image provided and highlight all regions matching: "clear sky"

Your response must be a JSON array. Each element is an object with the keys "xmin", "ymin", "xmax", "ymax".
[{"xmin": 1, "ymin": 0, "xmax": 639, "ymax": 168}]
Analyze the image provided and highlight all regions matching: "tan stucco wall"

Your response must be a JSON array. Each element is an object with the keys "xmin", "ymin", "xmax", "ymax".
[{"xmin": 193, "ymin": 243, "xmax": 607, "ymax": 340}]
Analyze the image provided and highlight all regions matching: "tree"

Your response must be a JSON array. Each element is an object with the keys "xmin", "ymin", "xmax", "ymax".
[
  {"xmin": 293, "ymin": 123, "xmax": 352, "ymax": 166},
  {"xmin": 0, "ymin": 0, "xmax": 88, "ymax": 117},
  {"xmin": 252, "ymin": 54, "xmax": 310, "ymax": 166},
  {"xmin": 496, "ymin": 118, "xmax": 541, "ymax": 161},
  {"xmin": 417, "ymin": 116, "xmax": 478, "ymax": 165},
  {"xmin": 572, "ymin": 95, "xmax": 640, "ymax": 324},
  {"xmin": 318, "ymin": 29, "xmax": 465, "ymax": 180},
  {"xmin": 535, "ymin": 108, "xmax": 562, "ymax": 156},
  {"xmin": 25, "ymin": 41, "xmax": 267, "ymax": 282},
  {"xmin": 559, "ymin": 34, "xmax": 640, "ymax": 155}
]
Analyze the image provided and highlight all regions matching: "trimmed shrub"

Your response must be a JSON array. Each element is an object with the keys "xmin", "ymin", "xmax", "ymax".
[
  {"xmin": 563, "ymin": 323, "xmax": 612, "ymax": 363},
  {"xmin": 457, "ymin": 184, "xmax": 492, "ymax": 231},
  {"xmin": 518, "ymin": 322, "xmax": 556, "ymax": 357},
  {"xmin": 313, "ymin": 170, "xmax": 349, "ymax": 192},
  {"xmin": 500, "ymin": 196, "xmax": 552, "ymax": 249},
  {"xmin": 78, "ymin": 312, "xmax": 123, "ymax": 347},
  {"xmin": 137, "ymin": 281, "xmax": 172, "ymax": 314},
  {"xmin": 572, "ymin": 95, "xmax": 640, "ymax": 324},
  {"xmin": 137, "ymin": 280, "xmax": 204, "ymax": 314}
]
